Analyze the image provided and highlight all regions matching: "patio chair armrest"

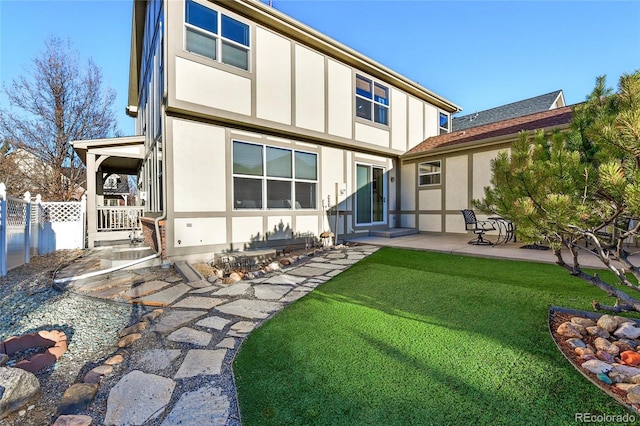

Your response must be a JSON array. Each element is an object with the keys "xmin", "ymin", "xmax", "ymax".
[{"xmin": 477, "ymin": 220, "xmax": 496, "ymax": 231}]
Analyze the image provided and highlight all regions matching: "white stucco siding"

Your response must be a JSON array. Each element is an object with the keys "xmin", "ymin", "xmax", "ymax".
[
  {"xmin": 401, "ymin": 214, "xmax": 416, "ymax": 228},
  {"xmin": 446, "ymin": 214, "xmax": 465, "ymax": 234},
  {"xmin": 172, "ymin": 119, "xmax": 226, "ymax": 212},
  {"xmin": 231, "ymin": 216, "xmax": 263, "ymax": 244},
  {"xmin": 408, "ymin": 97, "xmax": 424, "ymax": 150},
  {"xmin": 472, "ymin": 149, "xmax": 503, "ymax": 201},
  {"xmin": 419, "ymin": 214, "xmax": 441, "ymax": 232},
  {"xmin": 355, "ymin": 122, "xmax": 390, "ymax": 147},
  {"xmin": 256, "ymin": 28, "xmax": 291, "ymax": 124},
  {"xmin": 268, "ymin": 216, "xmax": 293, "ymax": 240},
  {"xmin": 327, "ymin": 59, "xmax": 352, "ymax": 139},
  {"xmin": 174, "ymin": 218, "xmax": 227, "ymax": 247},
  {"xmin": 296, "ymin": 215, "xmax": 320, "ymax": 237},
  {"xmin": 400, "ymin": 162, "xmax": 415, "ymax": 210},
  {"xmin": 445, "ymin": 155, "xmax": 468, "ymax": 210},
  {"xmin": 419, "ymin": 188, "xmax": 442, "ymax": 211},
  {"xmin": 295, "ymin": 45, "xmax": 325, "ymax": 132},
  {"xmin": 175, "ymin": 57, "xmax": 251, "ymax": 115},
  {"xmin": 321, "ymin": 146, "xmax": 345, "ymax": 210},
  {"xmin": 391, "ymin": 89, "xmax": 407, "ymax": 151},
  {"xmin": 424, "ymin": 104, "xmax": 438, "ymax": 138}
]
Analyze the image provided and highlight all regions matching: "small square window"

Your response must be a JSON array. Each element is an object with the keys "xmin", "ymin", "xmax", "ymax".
[{"xmin": 418, "ymin": 161, "xmax": 441, "ymax": 186}]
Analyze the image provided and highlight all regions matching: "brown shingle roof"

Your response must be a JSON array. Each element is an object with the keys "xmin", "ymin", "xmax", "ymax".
[{"xmin": 404, "ymin": 105, "xmax": 573, "ymax": 157}]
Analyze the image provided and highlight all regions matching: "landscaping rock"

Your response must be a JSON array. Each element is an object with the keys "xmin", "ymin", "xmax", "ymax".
[
  {"xmin": 118, "ymin": 322, "xmax": 147, "ymax": 337},
  {"xmin": 0, "ymin": 367, "xmax": 40, "ymax": 418},
  {"xmin": 611, "ymin": 364, "xmax": 640, "ymax": 377},
  {"xmin": 613, "ymin": 340, "xmax": 635, "ymax": 353},
  {"xmin": 52, "ymin": 414, "xmax": 93, "ymax": 426},
  {"xmin": 581, "ymin": 359, "xmax": 613, "ymax": 374},
  {"xmin": 116, "ymin": 333, "xmax": 142, "ymax": 348},
  {"xmin": 596, "ymin": 350, "xmax": 615, "ymax": 363},
  {"xmin": 614, "ymin": 322, "xmax": 640, "ymax": 340},
  {"xmin": 597, "ymin": 372, "xmax": 613, "ymax": 384},
  {"xmin": 565, "ymin": 338, "xmax": 586, "ymax": 349},
  {"xmin": 56, "ymin": 383, "xmax": 98, "ymax": 415},
  {"xmin": 571, "ymin": 316, "xmax": 596, "ymax": 327},
  {"xmin": 609, "ymin": 370, "xmax": 634, "ymax": 384},
  {"xmin": 615, "ymin": 316, "xmax": 635, "ymax": 325},
  {"xmin": 627, "ymin": 385, "xmax": 640, "ymax": 404},
  {"xmin": 620, "ymin": 351, "xmax": 640, "ymax": 366},
  {"xmin": 586, "ymin": 326, "xmax": 610, "ymax": 339},
  {"xmin": 594, "ymin": 337, "xmax": 620, "ymax": 355},
  {"xmin": 597, "ymin": 315, "xmax": 619, "ymax": 333}
]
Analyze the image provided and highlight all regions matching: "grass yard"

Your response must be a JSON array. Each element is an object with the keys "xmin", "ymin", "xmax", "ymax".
[{"xmin": 233, "ymin": 248, "xmax": 631, "ymax": 425}]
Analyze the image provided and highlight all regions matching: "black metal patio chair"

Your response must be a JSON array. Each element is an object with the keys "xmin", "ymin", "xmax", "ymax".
[{"xmin": 461, "ymin": 209, "xmax": 495, "ymax": 245}]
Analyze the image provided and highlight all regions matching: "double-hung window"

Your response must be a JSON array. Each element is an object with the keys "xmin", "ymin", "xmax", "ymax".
[
  {"xmin": 418, "ymin": 160, "xmax": 441, "ymax": 186},
  {"xmin": 355, "ymin": 75, "xmax": 389, "ymax": 125},
  {"xmin": 185, "ymin": 0, "xmax": 250, "ymax": 70},
  {"xmin": 233, "ymin": 141, "xmax": 318, "ymax": 210},
  {"xmin": 439, "ymin": 112, "xmax": 450, "ymax": 135}
]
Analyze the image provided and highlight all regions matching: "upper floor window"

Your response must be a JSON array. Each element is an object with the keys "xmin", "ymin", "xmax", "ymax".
[
  {"xmin": 418, "ymin": 160, "xmax": 441, "ymax": 186},
  {"xmin": 355, "ymin": 75, "xmax": 389, "ymax": 125},
  {"xmin": 233, "ymin": 141, "xmax": 318, "ymax": 210},
  {"xmin": 185, "ymin": 0, "xmax": 250, "ymax": 71},
  {"xmin": 439, "ymin": 112, "xmax": 449, "ymax": 135}
]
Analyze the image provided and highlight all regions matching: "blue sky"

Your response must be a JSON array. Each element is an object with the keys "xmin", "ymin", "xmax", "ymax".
[{"xmin": 1, "ymin": 1, "xmax": 638, "ymax": 137}]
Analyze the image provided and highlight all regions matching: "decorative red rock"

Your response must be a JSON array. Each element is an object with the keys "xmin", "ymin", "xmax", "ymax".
[
  {"xmin": 620, "ymin": 351, "xmax": 640, "ymax": 366},
  {"xmin": 0, "ymin": 330, "xmax": 68, "ymax": 373}
]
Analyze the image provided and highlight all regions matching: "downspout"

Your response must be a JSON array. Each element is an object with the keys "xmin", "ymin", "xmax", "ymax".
[{"xmin": 155, "ymin": 20, "xmax": 168, "ymax": 266}]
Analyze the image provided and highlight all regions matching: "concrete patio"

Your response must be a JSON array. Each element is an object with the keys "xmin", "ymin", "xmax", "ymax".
[{"xmin": 346, "ymin": 232, "xmax": 640, "ymax": 270}]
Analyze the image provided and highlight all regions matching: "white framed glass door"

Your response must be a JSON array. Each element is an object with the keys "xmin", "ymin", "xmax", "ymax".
[{"xmin": 356, "ymin": 164, "xmax": 386, "ymax": 225}]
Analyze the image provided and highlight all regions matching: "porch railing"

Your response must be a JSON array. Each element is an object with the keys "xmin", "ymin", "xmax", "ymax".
[{"xmin": 97, "ymin": 206, "xmax": 144, "ymax": 232}]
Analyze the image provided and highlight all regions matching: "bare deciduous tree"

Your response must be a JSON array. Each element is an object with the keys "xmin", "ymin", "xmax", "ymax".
[{"xmin": 0, "ymin": 36, "xmax": 119, "ymax": 200}]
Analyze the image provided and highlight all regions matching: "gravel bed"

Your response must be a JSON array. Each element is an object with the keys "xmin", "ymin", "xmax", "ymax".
[{"xmin": 0, "ymin": 250, "xmax": 135, "ymax": 425}]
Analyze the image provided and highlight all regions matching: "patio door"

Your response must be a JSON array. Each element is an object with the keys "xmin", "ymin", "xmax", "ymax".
[{"xmin": 356, "ymin": 164, "xmax": 386, "ymax": 225}]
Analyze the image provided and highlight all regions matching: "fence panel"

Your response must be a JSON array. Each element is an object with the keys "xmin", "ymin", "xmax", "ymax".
[
  {"xmin": 0, "ymin": 183, "xmax": 86, "ymax": 276},
  {"xmin": 42, "ymin": 200, "xmax": 85, "ymax": 250},
  {"xmin": 4, "ymin": 196, "xmax": 29, "ymax": 271}
]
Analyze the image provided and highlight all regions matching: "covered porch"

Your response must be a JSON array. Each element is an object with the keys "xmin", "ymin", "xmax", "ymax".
[{"xmin": 73, "ymin": 136, "xmax": 146, "ymax": 248}]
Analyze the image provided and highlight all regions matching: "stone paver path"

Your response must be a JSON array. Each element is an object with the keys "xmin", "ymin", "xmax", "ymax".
[{"xmin": 64, "ymin": 245, "xmax": 378, "ymax": 425}]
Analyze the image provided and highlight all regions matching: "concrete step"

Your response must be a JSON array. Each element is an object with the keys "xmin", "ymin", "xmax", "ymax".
[{"xmin": 369, "ymin": 228, "xmax": 419, "ymax": 238}]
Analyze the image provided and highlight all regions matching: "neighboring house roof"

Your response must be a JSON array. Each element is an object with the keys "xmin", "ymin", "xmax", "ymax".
[
  {"xmin": 452, "ymin": 90, "xmax": 565, "ymax": 132},
  {"xmin": 403, "ymin": 105, "xmax": 573, "ymax": 158},
  {"xmin": 103, "ymin": 174, "xmax": 130, "ymax": 196}
]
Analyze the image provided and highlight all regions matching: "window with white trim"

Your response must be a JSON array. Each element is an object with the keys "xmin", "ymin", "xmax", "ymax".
[
  {"xmin": 439, "ymin": 112, "xmax": 450, "ymax": 135},
  {"xmin": 185, "ymin": 0, "xmax": 250, "ymax": 70},
  {"xmin": 418, "ymin": 160, "xmax": 441, "ymax": 186},
  {"xmin": 355, "ymin": 74, "xmax": 389, "ymax": 125},
  {"xmin": 233, "ymin": 141, "xmax": 318, "ymax": 210}
]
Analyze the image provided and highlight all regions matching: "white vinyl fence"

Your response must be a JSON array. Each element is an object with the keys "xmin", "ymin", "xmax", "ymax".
[{"xmin": 0, "ymin": 183, "xmax": 86, "ymax": 276}]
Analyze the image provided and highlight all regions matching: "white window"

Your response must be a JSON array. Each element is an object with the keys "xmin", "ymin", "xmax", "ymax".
[
  {"xmin": 418, "ymin": 161, "xmax": 441, "ymax": 186},
  {"xmin": 439, "ymin": 112, "xmax": 449, "ymax": 135},
  {"xmin": 185, "ymin": 0, "xmax": 250, "ymax": 71},
  {"xmin": 233, "ymin": 141, "xmax": 318, "ymax": 210},
  {"xmin": 355, "ymin": 75, "xmax": 389, "ymax": 125}
]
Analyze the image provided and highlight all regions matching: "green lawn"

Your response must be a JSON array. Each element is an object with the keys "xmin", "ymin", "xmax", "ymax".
[{"xmin": 233, "ymin": 248, "xmax": 631, "ymax": 425}]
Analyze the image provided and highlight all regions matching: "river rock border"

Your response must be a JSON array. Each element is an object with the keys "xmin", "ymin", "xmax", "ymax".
[{"xmin": 550, "ymin": 306, "xmax": 640, "ymax": 416}]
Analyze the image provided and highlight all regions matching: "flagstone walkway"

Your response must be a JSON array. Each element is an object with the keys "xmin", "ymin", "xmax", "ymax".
[{"xmin": 62, "ymin": 244, "xmax": 378, "ymax": 425}]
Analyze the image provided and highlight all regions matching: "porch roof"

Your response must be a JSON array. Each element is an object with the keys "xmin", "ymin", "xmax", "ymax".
[
  {"xmin": 402, "ymin": 106, "xmax": 574, "ymax": 159},
  {"xmin": 72, "ymin": 135, "xmax": 145, "ymax": 175}
]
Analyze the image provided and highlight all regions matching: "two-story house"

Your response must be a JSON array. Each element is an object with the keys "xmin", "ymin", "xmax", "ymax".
[{"xmin": 74, "ymin": 0, "xmax": 461, "ymax": 261}]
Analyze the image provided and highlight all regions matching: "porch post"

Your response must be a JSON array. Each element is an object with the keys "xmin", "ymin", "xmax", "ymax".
[
  {"xmin": 23, "ymin": 191, "xmax": 31, "ymax": 264},
  {"xmin": 86, "ymin": 152, "xmax": 98, "ymax": 247}
]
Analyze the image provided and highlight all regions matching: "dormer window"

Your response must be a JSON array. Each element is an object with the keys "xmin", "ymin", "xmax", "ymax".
[
  {"xmin": 355, "ymin": 75, "xmax": 389, "ymax": 126},
  {"xmin": 185, "ymin": 0, "xmax": 250, "ymax": 71}
]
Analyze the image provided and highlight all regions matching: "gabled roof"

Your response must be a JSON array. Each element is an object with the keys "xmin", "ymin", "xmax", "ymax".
[
  {"xmin": 403, "ymin": 105, "xmax": 573, "ymax": 158},
  {"xmin": 452, "ymin": 90, "xmax": 565, "ymax": 132}
]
